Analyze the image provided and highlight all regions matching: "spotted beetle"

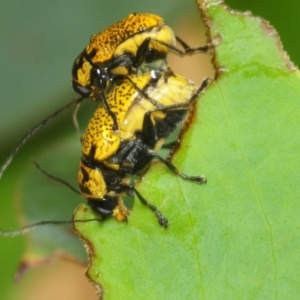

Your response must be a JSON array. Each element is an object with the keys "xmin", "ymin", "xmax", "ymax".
[
  {"xmin": 78, "ymin": 69, "xmax": 210, "ymax": 227},
  {"xmin": 0, "ymin": 13, "xmax": 211, "ymax": 235},
  {"xmin": 72, "ymin": 13, "xmax": 210, "ymax": 130}
]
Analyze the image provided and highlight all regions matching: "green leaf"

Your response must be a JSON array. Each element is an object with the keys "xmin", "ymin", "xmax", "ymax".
[{"xmin": 74, "ymin": 0, "xmax": 300, "ymax": 299}]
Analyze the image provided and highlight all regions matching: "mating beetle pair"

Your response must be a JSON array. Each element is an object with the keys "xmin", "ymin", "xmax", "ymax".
[
  {"xmin": 73, "ymin": 13, "xmax": 210, "ymax": 227},
  {"xmin": 0, "ymin": 13, "xmax": 211, "ymax": 231},
  {"xmin": 78, "ymin": 70, "xmax": 209, "ymax": 227}
]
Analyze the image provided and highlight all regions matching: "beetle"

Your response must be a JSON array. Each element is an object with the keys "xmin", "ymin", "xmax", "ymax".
[
  {"xmin": 0, "ymin": 13, "xmax": 210, "ymax": 180},
  {"xmin": 0, "ymin": 13, "xmax": 211, "ymax": 234},
  {"xmin": 78, "ymin": 69, "xmax": 210, "ymax": 227},
  {"xmin": 72, "ymin": 12, "xmax": 211, "ymax": 130},
  {"xmin": 0, "ymin": 68, "xmax": 209, "ymax": 236}
]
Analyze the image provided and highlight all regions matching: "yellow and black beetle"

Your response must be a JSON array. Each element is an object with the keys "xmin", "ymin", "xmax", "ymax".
[
  {"xmin": 72, "ymin": 13, "xmax": 210, "ymax": 130},
  {"xmin": 78, "ymin": 69, "xmax": 210, "ymax": 227},
  {"xmin": 0, "ymin": 13, "xmax": 211, "ymax": 235}
]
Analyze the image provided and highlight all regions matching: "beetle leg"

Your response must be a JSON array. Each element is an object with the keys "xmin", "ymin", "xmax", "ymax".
[
  {"xmin": 175, "ymin": 36, "xmax": 213, "ymax": 55},
  {"xmin": 154, "ymin": 154, "xmax": 207, "ymax": 185},
  {"xmin": 146, "ymin": 36, "xmax": 213, "ymax": 57},
  {"xmin": 133, "ymin": 187, "xmax": 168, "ymax": 228},
  {"xmin": 134, "ymin": 38, "xmax": 151, "ymax": 68}
]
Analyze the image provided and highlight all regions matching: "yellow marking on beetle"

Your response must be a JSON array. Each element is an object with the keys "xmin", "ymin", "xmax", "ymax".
[
  {"xmin": 86, "ymin": 13, "xmax": 174, "ymax": 62},
  {"xmin": 80, "ymin": 71, "xmax": 197, "ymax": 162}
]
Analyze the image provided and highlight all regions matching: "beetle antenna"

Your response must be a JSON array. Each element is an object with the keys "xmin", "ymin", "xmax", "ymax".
[
  {"xmin": 32, "ymin": 160, "xmax": 80, "ymax": 195},
  {"xmin": 0, "ymin": 96, "xmax": 85, "ymax": 180},
  {"xmin": 0, "ymin": 217, "xmax": 101, "ymax": 237},
  {"xmin": 72, "ymin": 102, "xmax": 82, "ymax": 138}
]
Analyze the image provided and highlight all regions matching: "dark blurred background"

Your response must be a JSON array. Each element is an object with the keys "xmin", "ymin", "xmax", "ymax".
[{"xmin": 0, "ymin": 0, "xmax": 298, "ymax": 299}]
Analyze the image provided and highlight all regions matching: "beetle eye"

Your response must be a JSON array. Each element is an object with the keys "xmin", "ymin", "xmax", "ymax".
[
  {"xmin": 90, "ymin": 67, "xmax": 110, "ymax": 90},
  {"xmin": 72, "ymin": 81, "xmax": 91, "ymax": 97}
]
